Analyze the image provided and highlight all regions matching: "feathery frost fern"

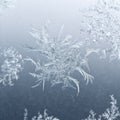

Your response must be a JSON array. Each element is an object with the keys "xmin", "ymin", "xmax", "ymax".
[
  {"xmin": 25, "ymin": 23, "xmax": 95, "ymax": 94},
  {"xmin": 83, "ymin": 95, "xmax": 120, "ymax": 120}
]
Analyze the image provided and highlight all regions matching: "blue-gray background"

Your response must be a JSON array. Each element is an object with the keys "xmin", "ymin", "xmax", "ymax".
[{"xmin": 0, "ymin": 0, "xmax": 120, "ymax": 120}]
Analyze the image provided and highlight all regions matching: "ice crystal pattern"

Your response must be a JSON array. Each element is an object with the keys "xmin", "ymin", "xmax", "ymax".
[
  {"xmin": 84, "ymin": 95, "xmax": 120, "ymax": 120},
  {"xmin": 25, "ymin": 24, "xmax": 94, "ymax": 94},
  {"xmin": 24, "ymin": 109, "xmax": 59, "ymax": 120},
  {"xmin": 0, "ymin": 48, "xmax": 23, "ymax": 86},
  {"xmin": 80, "ymin": 0, "xmax": 120, "ymax": 61},
  {"xmin": 23, "ymin": 95, "xmax": 120, "ymax": 120}
]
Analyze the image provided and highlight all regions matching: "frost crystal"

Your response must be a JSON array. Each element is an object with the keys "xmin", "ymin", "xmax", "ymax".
[
  {"xmin": 84, "ymin": 110, "xmax": 97, "ymax": 120},
  {"xmin": 84, "ymin": 95, "xmax": 120, "ymax": 120},
  {"xmin": 24, "ymin": 109, "xmax": 60, "ymax": 120},
  {"xmin": 102, "ymin": 95, "xmax": 120, "ymax": 120},
  {"xmin": 25, "ymin": 23, "xmax": 94, "ymax": 94},
  {"xmin": 80, "ymin": 0, "xmax": 120, "ymax": 61},
  {"xmin": 0, "ymin": 47, "xmax": 23, "ymax": 86}
]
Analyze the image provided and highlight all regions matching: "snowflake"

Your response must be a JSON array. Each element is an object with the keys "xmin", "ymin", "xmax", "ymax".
[
  {"xmin": 24, "ymin": 109, "xmax": 59, "ymax": 120},
  {"xmin": 0, "ymin": 47, "xmax": 23, "ymax": 86},
  {"xmin": 25, "ymin": 23, "xmax": 94, "ymax": 94}
]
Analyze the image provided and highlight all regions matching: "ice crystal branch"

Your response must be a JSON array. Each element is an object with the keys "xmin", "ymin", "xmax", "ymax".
[
  {"xmin": 24, "ymin": 109, "xmax": 59, "ymax": 120},
  {"xmin": 0, "ymin": 47, "xmax": 23, "ymax": 86},
  {"xmin": 25, "ymin": 23, "xmax": 94, "ymax": 94},
  {"xmin": 80, "ymin": 0, "xmax": 120, "ymax": 61},
  {"xmin": 84, "ymin": 95, "xmax": 120, "ymax": 120},
  {"xmin": 84, "ymin": 110, "xmax": 97, "ymax": 120},
  {"xmin": 102, "ymin": 95, "xmax": 120, "ymax": 120}
]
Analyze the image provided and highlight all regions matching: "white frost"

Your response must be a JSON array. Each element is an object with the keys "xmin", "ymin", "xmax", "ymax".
[
  {"xmin": 25, "ymin": 23, "xmax": 94, "ymax": 94},
  {"xmin": 0, "ymin": 47, "xmax": 23, "ymax": 86}
]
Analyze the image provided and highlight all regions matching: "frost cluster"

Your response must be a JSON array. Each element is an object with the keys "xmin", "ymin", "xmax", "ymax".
[
  {"xmin": 0, "ymin": 47, "xmax": 23, "ymax": 86},
  {"xmin": 0, "ymin": 0, "xmax": 120, "ymax": 94},
  {"xmin": 80, "ymin": 0, "xmax": 120, "ymax": 61},
  {"xmin": 25, "ymin": 23, "xmax": 95, "ymax": 94},
  {"xmin": 83, "ymin": 95, "xmax": 120, "ymax": 120},
  {"xmin": 24, "ymin": 109, "xmax": 59, "ymax": 120}
]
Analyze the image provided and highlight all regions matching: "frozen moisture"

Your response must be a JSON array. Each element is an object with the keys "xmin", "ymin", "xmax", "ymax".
[
  {"xmin": 25, "ymin": 23, "xmax": 95, "ymax": 94},
  {"xmin": 0, "ymin": 47, "xmax": 23, "ymax": 86}
]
